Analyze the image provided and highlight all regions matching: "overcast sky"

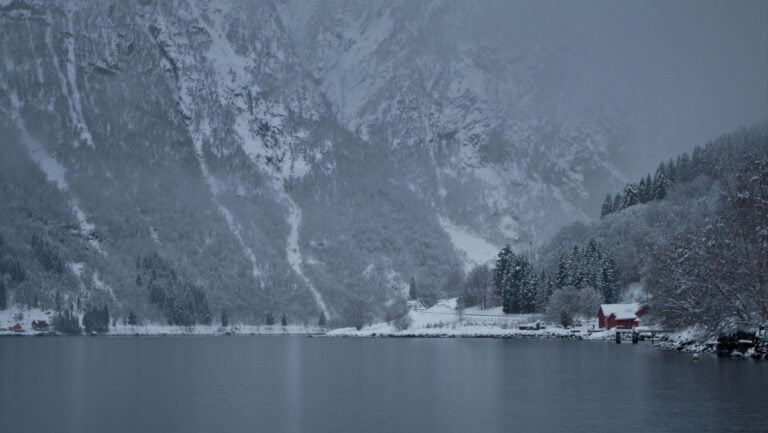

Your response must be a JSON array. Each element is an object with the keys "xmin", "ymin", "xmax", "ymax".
[{"xmin": 479, "ymin": 0, "xmax": 768, "ymax": 173}]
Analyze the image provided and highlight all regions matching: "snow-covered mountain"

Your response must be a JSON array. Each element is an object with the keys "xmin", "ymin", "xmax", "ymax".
[
  {"xmin": 280, "ymin": 0, "xmax": 631, "ymax": 244},
  {"xmin": 0, "ymin": 0, "xmax": 632, "ymax": 323}
]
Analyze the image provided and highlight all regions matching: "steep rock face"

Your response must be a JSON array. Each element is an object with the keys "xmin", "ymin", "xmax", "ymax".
[
  {"xmin": 280, "ymin": 0, "xmax": 631, "ymax": 249},
  {"xmin": 0, "ymin": 0, "xmax": 630, "ymax": 322},
  {"xmin": 0, "ymin": 0, "xmax": 460, "ymax": 321}
]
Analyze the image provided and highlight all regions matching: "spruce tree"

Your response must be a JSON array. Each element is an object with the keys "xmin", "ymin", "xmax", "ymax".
[
  {"xmin": 493, "ymin": 246, "xmax": 513, "ymax": 310},
  {"xmin": 519, "ymin": 271, "xmax": 538, "ymax": 313},
  {"xmin": 622, "ymin": 183, "xmax": 639, "ymax": 208},
  {"xmin": 556, "ymin": 255, "xmax": 569, "ymax": 288},
  {"xmin": 653, "ymin": 164, "xmax": 668, "ymax": 200},
  {"xmin": 266, "ymin": 311, "xmax": 274, "ymax": 326},
  {"xmin": 645, "ymin": 174, "xmax": 654, "ymax": 201},
  {"xmin": 601, "ymin": 253, "xmax": 619, "ymax": 303},
  {"xmin": 0, "ymin": 281, "xmax": 6, "ymax": 310},
  {"xmin": 638, "ymin": 178, "xmax": 648, "ymax": 203},
  {"xmin": 666, "ymin": 158, "xmax": 677, "ymax": 183},
  {"xmin": 677, "ymin": 153, "xmax": 692, "ymax": 182},
  {"xmin": 600, "ymin": 194, "xmax": 613, "ymax": 218},
  {"xmin": 613, "ymin": 193, "xmax": 624, "ymax": 212},
  {"xmin": 568, "ymin": 246, "xmax": 584, "ymax": 289},
  {"xmin": 318, "ymin": 311, "xmax": 327, "ymax": 328},
  {"xmin": 101, "ymin": 305, "xmax": 110, "ymax": 333},
  {"xmin": 221, "ymin": 310, "xmax": 229, "ymax": 327},
  {"xmin": 408, "ymin": 277, "xmax": 418, "ymax": 300},
  {"xmin": 281, "ymin": 312, "xmax": 288, "ymax": 326},
  {"xmin": 128, "ymin": 310, "xmax": 138, "ymax": 325}
]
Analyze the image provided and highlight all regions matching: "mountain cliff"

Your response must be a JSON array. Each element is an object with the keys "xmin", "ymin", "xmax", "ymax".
[{"xmin": 0, "ymin": 0, "xmax": 632, "ymax": 323}]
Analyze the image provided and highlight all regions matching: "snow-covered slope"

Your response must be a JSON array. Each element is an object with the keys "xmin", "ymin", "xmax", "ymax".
[
  {"xmin": 0, "ymin": 0, "xmax": 633, "ymax": 323},
  {"xmin": 280, "ymin": 0, "xmax": 631, "ymax": 247}
]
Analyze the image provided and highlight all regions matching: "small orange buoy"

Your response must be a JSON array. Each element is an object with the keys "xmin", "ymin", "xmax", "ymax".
[{"xmin": 692, "ymin": 353, "xmax": 700, "ymax": 361}]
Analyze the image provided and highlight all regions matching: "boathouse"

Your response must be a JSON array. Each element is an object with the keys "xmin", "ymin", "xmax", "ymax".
[{"xmin": 598, "ymin": 304, "xmax": 649, "ymax": 330}]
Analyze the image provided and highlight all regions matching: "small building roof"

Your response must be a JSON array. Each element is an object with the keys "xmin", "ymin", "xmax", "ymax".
[{"xmin": 600, "ymin": 303, "xmax": 641, "ymax": 321}]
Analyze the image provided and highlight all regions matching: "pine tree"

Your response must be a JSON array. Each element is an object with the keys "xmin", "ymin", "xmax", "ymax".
[
  {"xmin": 601, "ymin": 252, "xmax": 619, "ymax": 303},
  {"xmin": 408, "ymin": 277, "xmax": 418, "ymax": 300},
  {"xmin": 644, "ymin": 174, "xmax": 654, "ymax": 201},
  {"xmin": 555, "ymin": 255, "xmax": 569, "ymax": 288},
  {"xmin": 221, "ymin": 310, "xmax": 229, "ymax": 327},
  {"xmin": 622, "ymin": 183, "xmax": 639, "ymax": 208},
  {"xmin": 568, "ymin": 246, "xmax": 584, "ymax": 289},
  {"xmin": 519, "ymin": 271, "xmax": 538, "ymax": 313},
  {"xmin": 666, "ymin": 158, "xmax": 677, "ymax": 184},
  {"xmin": 583, "ymin": 239, "xmax": 601, "ymax": 288},
  {"xmin": 677, "ymin": 153, "xmax": 692, "ymax": 182},
  {"xmin": 493, "ymin": 246, "xmax": 514, "ymax": 311},
  {"xmin": 281, "ymin": 312, "xmax": 288, "ymax": 326},
  {"xmin": 318, "ymin": 311, "xmax": 327, "ymax": 328},
  {"xmin": 265, "ymin": 311, "xmax": 274, "ymax": 326},
  {"xmin": 53, "ymin": 309, "xmax": 82, "ymax": 335},
  {"xmin": 0, "ymin": 280, "xmax": 6, "ymax": 310},
  {"xmin": 638, "ymin": 178, "xmax": 648, "ymax": 204},
  {"xmin": 600, "ymin": 194, "xmax": 613, "ymax": 218},
  {"xmin": 691, "ymin": 145, "xmax": 705, "ymax": 175},
  {"xmin": 653, "ymin": 164, "xmax": 669, "ymax": 200},
  {"xmin": 613, "ymin": 193, "xmax": 624, "ymax": 212},
  {"xmin": 493, "ymin": 247, "xmax": 536, "ymax": 314},
  {"xmin": 102, "ymin": 305, "xmax": 110, "ymax": 333},
  {"xmin": 127, "ymin": 310, "xmax": 138, "ymax": 325}
]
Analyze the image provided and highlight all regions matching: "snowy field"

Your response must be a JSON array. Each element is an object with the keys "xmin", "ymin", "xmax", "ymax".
[{"xmin": 327, "ymin": 298, "xmax": 613, "ymax": 339}]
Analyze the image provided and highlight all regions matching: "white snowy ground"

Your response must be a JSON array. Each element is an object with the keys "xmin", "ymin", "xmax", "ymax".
[
  {"xmin": 0, "ymin": 306, "xmax": 55, "ymax": 335},
  {"xmin": 327, "ymin": 298, "xmax": 613, "ymax": 339},
  {"xmin": 0, "ymin": 307, "xmax": 320, "ymax": 336}
]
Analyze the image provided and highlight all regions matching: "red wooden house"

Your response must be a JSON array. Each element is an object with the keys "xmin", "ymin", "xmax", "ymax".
[{"xmin": 598, "ymin": 304, "xmax": 649, "ymax": 330}]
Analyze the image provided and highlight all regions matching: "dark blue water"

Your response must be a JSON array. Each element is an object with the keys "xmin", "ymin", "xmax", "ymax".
[{"xmin": 1, "ymin": 337, "xmax": 766, "ymax": 433}]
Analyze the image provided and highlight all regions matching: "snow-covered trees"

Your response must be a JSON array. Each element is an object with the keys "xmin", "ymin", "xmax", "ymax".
[
  {"xmin": 318, "ymin": 311, "xmax": 327, "ymax": 328},
  {"xmin": 82, "ymin": 305, "xmax": 110, "ymax": 334},
  {"xmin": 546, "ymin": 240, "xmax": 618, "ymax": 303},
  {"xmin": 52, "ymin": 309, "xmax": 81, "ymax": 335},
  {"xmin": 648, "ymin": 157, "xmax": 768, "ymax": 333},
  {"xmin": 459, "ymin": 264, "xmax": 494, "ymax": 309},
  {"xmin": 493, "ymin": 246, "xmax": 537, "ymax": 314},
  {"xmin": 342, "ymin": 296, "xmax": 370, "ymax": 330},
  {"xmin": 408, "ymin": 277, "xmax": 418, "ymax": 301},
  {"xmin": 601, "ymin": 194, "xmax": 614, "ymax": 218},
  {"xmin": 127, "ymin": 310, "xmax": 139, "ymax": 326},
  {"xmin": 0, "ymin": 281, "xmax": 6, "ymax": 310},
  {"xmin": 545, "ymin": 286, "xmax": 603, "ymax": 327},
  {"xmin": 601, "ymin": 124, "xmax": 768, "ymax": 218},
  {"xmin": 139, "ymin": 253, "xmax": 212, "ymax": 327}
]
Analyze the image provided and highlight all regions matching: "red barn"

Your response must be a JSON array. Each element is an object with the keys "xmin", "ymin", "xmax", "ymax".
[{"xmin": 598, "ymin": 304, "xmax": 649, "ymax": 330}]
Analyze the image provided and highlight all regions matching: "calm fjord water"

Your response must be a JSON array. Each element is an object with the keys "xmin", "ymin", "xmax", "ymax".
[{"xmin": 1, "ymin": 336, "xmax": 766, "ymax": 433}]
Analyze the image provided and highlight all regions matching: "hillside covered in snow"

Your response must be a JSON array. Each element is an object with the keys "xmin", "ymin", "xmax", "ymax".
[{"xmin": 1, "ymin": 0, "xmax": 734, "ymax": 325}]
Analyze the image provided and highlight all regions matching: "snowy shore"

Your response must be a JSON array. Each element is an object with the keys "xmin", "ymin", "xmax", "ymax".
[
  {"xmin": 3, "ymin": 302, "xmax": 764, "ymax": 361},
  {"xmin": 0, "ymin": 307, "xmax": 320, "ymax": 337},
  {"xmin": 325, "ymin": 298, "xmax": 612, "ymax": 340}
]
